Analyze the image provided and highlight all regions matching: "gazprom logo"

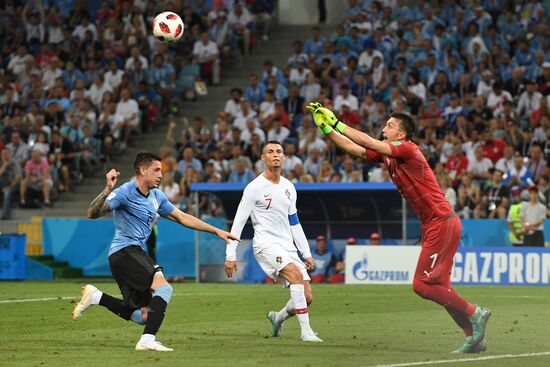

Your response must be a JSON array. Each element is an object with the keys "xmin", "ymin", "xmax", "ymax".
[
  {"xmin": 353, "ymin": 253, "xmax": 369, "ymax": 280},
  {"xmin": 352, "ymin": 252, "xmax": 410, "ymax": 282}
]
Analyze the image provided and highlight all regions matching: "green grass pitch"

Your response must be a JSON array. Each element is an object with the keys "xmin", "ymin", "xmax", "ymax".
[{"xmin": 1, "ymin": 281, "xmax": 549, "ymax": 366}]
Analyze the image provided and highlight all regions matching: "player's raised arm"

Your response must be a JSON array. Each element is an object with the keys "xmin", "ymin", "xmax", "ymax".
[
  {"xmin": 308, "ymin": 102, "xmax": 393, "ymax": 157},
  {"xmin": 165, "ymin": 208, "xmax": 240, "ymax": 244},
  {"xmin": 87, "ymin": 168, "xmax": 119, "ymax": 219}
]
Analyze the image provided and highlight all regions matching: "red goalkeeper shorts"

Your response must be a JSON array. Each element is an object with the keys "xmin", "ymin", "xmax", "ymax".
[{"xmin": 414, "ymin": 214, "xmax": 462, "ymax": 287}]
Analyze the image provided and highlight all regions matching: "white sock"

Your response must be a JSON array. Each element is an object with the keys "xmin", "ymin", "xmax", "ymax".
[
  {"xmin": 91, "ymin": 290, "xmax": 103, "ymax": 305},
  {"xmin": 140, "ymin": 334, "xmax": 155, "ymax": 343},
  {"xmin": 289, "ymin": 284, "xmax": 310, "ymax": 332},
  {"xmin": 276, "ymin": 299, "xmax": 294, "ymax": 322}
]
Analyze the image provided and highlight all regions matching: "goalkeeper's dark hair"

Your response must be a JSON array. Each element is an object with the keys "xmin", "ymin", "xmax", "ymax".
[
  {"xmin": 390, "ymin": 112, "xmax": 416, "ymax": 140},
  {"xmin": 134, "ymin": 152, "xmax": 162, "ymax": 175}
]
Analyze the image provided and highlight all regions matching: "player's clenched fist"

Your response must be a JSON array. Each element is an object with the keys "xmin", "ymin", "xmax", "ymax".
[{"xmin": 105, "ymin": 169, "xmax": 120, "ymax": 190}]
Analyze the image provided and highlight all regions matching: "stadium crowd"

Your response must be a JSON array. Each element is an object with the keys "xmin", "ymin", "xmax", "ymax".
[
  {"xmin": 1, "ymin": 0, "xmax": 550, "ymax": 228},
  {"xmin": 0, "ymin": 0, "xmax": 274, "ymax": 218},
  {"xmin": 159, "ymin": 0, "xmax": 550, "ymax": 225}
]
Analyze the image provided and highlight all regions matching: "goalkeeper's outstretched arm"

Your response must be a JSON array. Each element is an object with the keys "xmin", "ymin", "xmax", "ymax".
[
  {"xmin": 310, "ymin": 103, "xmax": 392, "ymax": 157},
  {"xmin": 325, "ymin": 129, "xmax": 369, "ymax": 159},
  {"xmin": 339, "ymin": 123, "xmax": 392, "ymax": 157}
]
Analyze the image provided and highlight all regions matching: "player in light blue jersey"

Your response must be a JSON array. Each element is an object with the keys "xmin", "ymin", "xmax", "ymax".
[{"xmin": 72, "ymin": 152, "xmax": 239, "ymax": 351}]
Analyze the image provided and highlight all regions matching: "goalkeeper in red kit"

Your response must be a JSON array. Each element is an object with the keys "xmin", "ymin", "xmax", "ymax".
[{"xmin": 307, "ymin": 102, "xmax": 491, "ymax": 353}]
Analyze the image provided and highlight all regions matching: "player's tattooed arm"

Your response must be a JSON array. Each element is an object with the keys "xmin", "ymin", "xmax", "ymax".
[{"xmin": 87, "ymin": 188, "xmax": 112, "ymax": 219}]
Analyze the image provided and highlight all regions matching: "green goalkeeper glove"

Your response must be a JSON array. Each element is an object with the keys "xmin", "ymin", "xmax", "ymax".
[
  {"xmin": 317, "ymin": 106, "xmax": 348, "ymax": 134},
  {"xmin": 306, "ymin": 102, "xmax": 333, "ymax": 135}
]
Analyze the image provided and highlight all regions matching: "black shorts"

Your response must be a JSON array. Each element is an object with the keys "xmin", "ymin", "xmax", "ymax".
[{"xmin": 109, "ymin": 245, "xmax": 163, "ymax": 310}]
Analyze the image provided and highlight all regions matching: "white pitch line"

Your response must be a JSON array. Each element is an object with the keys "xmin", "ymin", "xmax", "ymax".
[
  {"xmin": 0, "ymin": 292, "xmax": 222, "ymax": 304},
  {"xmin": 0, "ymin": 296, "xmax": 77, "ymax": 304},
  {"xmin": 372, "ymin": 351, "xmax": 550, "ymax": 367}
]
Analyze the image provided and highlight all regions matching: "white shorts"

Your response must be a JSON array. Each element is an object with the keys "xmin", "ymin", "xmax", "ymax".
[{"xmin": 255, "ymin": 244, "xmax": 310, "ymax": 286}]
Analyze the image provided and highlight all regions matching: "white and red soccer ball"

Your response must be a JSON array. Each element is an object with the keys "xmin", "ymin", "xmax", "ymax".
[{"xmin": 152, "ymin": 12, "xmax": 184, "ymax": 43}]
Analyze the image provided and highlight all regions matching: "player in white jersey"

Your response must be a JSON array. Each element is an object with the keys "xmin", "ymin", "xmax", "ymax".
[{"xmin": 225, "ymin": 140, "xmax": 322, "ymax": 342}]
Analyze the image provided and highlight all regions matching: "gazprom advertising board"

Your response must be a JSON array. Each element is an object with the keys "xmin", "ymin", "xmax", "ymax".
[{"xmin": 345, "ymin": 246, "xmax": 550, "ymax": 286}]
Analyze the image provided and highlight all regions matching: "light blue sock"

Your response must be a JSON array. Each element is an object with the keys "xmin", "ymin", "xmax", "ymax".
[
  {"xmin": 130, "ymin": 309, "xmax": 144, "ymax": 325},
  {"xmin": 153, "ymin": 284, "xmax": 173, "ymax": 303}
]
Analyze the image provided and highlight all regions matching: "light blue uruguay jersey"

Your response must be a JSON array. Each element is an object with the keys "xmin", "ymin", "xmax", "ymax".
[{"xmin": 106, "ymin": 180, "xmax": 176, "ymax": 256}]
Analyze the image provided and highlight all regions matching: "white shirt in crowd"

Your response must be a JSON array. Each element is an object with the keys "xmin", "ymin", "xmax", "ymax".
[
  {"xmin": 241, "ymin": 127, "xmax": 266, "ymax": 145},
  {"xmin": 192, "ymin": 40, "xmax": 219, "ymax": 63},
  {"xmin": 467, "ymin": 157, "xmax": 493, "ymax": 176},
  {"xmin": 87, "ymin": 83, "xmax": 113, "ymax": 107},
  {"xmin": 125, "ymin": 55, "xmax": 149, "ymax": 71},
  {"xmin": 267, "ymin": 126, "xmax": 290, "ymax": 143},
  {"xmin": 521, "ymin": 201, "xmax": 547, "ymax": 231},
  {"xmin": 104, "ymin": 69, "xmax": 125, "ymax": 90},
  {"xmin": 334, "ymin": 94, "xmax": 359, "ymax": 112},
  {"xmin": 233, "ymin": 110, "xmax": 258, "ymax": 131},
  {"xmin": 116, "ymin": 98, "xmax": 139, "ymax": 125},
  {"xmin": 72, "ymin": 23, "xmax": 98, "ymax": 41},
  {"xmin": 282, "ymin": 155, "xmax": 302, "ymax": 173},
  {"xmin": 358, "ymin": 49, "xmax": 384, "ymax": 71},
  {"xmin": 224, "ymin": 99, "xmax": 242, "ymax": 119},
  {"xmin": 288, "ymin": 68, "xmax": 311, "ymax": 88},
  {"xmin": 516, "ymin": 91, "xmax": 543, "ymax": 118}
]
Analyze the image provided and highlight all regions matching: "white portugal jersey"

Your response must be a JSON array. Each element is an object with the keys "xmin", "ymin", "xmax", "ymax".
[{"xmin": 230, "ymin": 174, "xmax": 298, "ymax": 254}]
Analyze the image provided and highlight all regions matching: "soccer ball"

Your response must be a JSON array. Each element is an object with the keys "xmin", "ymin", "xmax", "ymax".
[{"xmin": 152, "ymin": 12, "xmax": 184, "ymax": 43}]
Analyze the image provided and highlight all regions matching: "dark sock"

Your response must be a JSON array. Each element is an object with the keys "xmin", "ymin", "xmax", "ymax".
[
  {"xmin": 143, "ymin": 296, "xmax": 168, "ymax": 336},
  {"xmin": 99, "ymin": 293, "xmax": 133, "ymax": 320}
]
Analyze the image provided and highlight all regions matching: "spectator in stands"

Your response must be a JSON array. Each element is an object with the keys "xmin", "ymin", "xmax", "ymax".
[
  {"xmin": 251, "ymin": 0, "xmax": 275, "ymax": 41},
  {"xmin": 495, "ymin": 145, "xmax": 515, "ymax": 174},
  {"xmin": 439, "ymin": 175, "xmax": 457, "ymax": 210},
  {"xmin": 468, "ymin": 146, "xmax": 493, "ymax": 182},
  {"xmin": 310, "ymin": 235, "xmax": 336, "ymax": 283},
  {"xmin": 457, "ymin": 174, "xmax": 481, "ymax": 218},
  {"xmin": 289, "ymin": 58, "xmax": 311, "ymax": 89},
  {"xmin": 507, "ymin": 187, "xmax": 525, "ymax": 247},
  {"xmin": 445, "ymin": 143, "xmax": 469, "ymax": 186},
  {"xmin": 177, "ymin": 147, "xmax": 203, "ymax": 177},
  {"xmin": 228, "ymin": 1, "xmax": 253, "ymax": 56},
  {"xmin": 241, "ymin": 119, "xmax": 266, "ymax": 147},
  {"xmin": 192, "ymin": 32, "xmax": 221, "ymax": 85},
  {"xmin": 303, "ymin": 148, "xmax": 322, "ymax": 178},
  {"xmin": 266, "ymin": 117, "xmax": 290, "ymax": 143},
  {"xmin": 334, "ymin": 84, "xmax": 359, "ymax": 113},
  {"xmin": 516, "ymin": 80, "xmax": 543, "ymax": 124},
  {"xmin": 304, "ymin": 26, "xmax": 325, "ymax": 58},
  {"xmin": 521, "ymin": 186, "xmax": 547, "ymax": 247},
  {"xmin": 475, "ymin": 169, "xmax": 509, "ymax": 219},
  {"xmin": 227, "ymin": 159, "xmax": 255, "ymax": 184},
  {"xmin": 0, "ymin": 149, "xmax": 21, "ymax": 219},
  {"xmin": 6, "ymin": 131, "xmax": 31, "ymax": 168},
  {"xmin": 224, "ymin": 88, "xmax": 243, "ymax": 122},
  {"xmin": 20, "ymin": 149, "xmax": 52, "ymax": 207},
  {"xmin": 159, "ymin": 170, "xmax": 181, "ymax": 207},
  {"xmin": 283, "ymin": 84, "xmax": 305, "ymax": 126},
  {"xmin": 327, "ymin": 237, "xmax": 357, "ymax": 284},
  {"xmin": 369, "ymin": 233, "xmax": 381, "ymax": 246},
  {"xmin": 116, "ymin": 88, "xmax": 140, "ymax": 149},
  {"xmin": 244, "ymin": 73, "xmax": 266, "ymax": 108},
  {"xmin": 526, "ymin": 145, "xmax": 547, "ymax": 182}
]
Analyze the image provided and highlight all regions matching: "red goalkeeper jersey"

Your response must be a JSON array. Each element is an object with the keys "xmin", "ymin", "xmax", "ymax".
[{"xmin": 366, "ymin": 140, "xmax": 453, "ymax": 225}]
